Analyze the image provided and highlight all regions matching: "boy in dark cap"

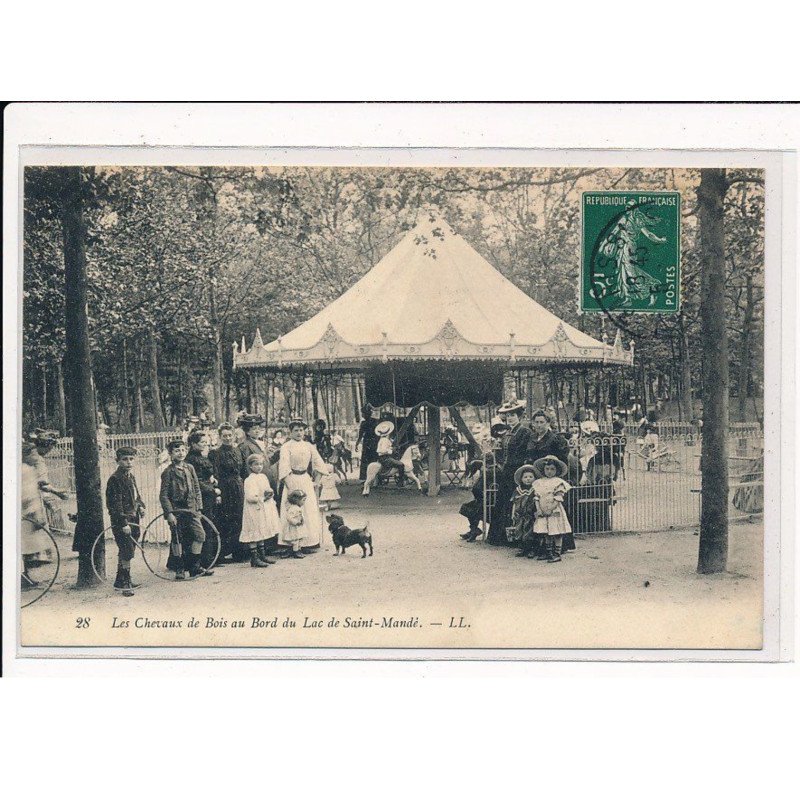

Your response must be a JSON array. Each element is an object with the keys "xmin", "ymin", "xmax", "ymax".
[
  {"xmin": 105, "ymin": 446, "xmax": 146, "ymax": 596},
  {"xmin": 160, "ymin": 439, "xmax": 213, "ymax": 580}
]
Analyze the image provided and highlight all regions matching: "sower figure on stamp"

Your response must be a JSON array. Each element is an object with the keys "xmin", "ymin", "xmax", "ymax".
[
  {"xmin": 487, "ymin": 400, "xmax": 532, "ymax": 545},
  {"xmin": 209, "ymin": 423, "xmax": 246, "ymax": 563},
  {"xmin": 185, "ymin": 430, "xmax": 222, "ymax": 569},
  {"xmin": 105, "ymin": 446, "xmax": 146, "ymax": 596},
  {"xmin": 160, "ymin": 439, "xmax": 214, "ymax": 580}
]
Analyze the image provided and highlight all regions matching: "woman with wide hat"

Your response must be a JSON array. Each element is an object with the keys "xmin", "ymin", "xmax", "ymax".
[
  {"xmin": 238, "ymin": 414, "xmax": 266, "ymax": 468},
  {"xmin": 277, "ymin": 418, "xmax": 326, "ymax": 553},
  {"xmin": 487, "ymin": 399, "xmax": 532, "ymax": 545},
  {"xmin": 29, "ymin": 429, "xmax": 69, "ymax": 534}
]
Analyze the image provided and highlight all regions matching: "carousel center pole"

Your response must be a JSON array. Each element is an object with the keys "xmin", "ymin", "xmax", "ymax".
[{"xmin": 427, "ymin": 403, "xmax": 441, "ymax": 497}]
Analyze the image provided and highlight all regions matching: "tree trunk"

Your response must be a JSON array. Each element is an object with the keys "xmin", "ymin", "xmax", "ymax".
[
  {"xmin": 697, "ymin": 168, "xmax": 729, "ymax": 574},
  {"xmin": 54, "ymin": 360, "xmax": 67, "ymax": 435},
  {"xmin": 225, "ymin": 369, "xmax": 232, "ymax": 422},
  {"xmin": 207, "ymin": 274, "xmax": 224, "ymax": 424},
  {"xmin": 351, "ymin": 375, "xmax": 360, "ymax": 422},
  {"xmin": 678, "ymin": 315, "xmax": 694, "ymax": 422},
  {"xmin": 133, "ymin": 342, "xmax": 144, "ymax": 433},
  {"xmin": 176, "ymin": 346, "xmax": 184, "ymax": 426},
  {"xmin": 60, "ymin": 167, "xmax": 105, "ymax": 588},
  {"xmin": 119, "ymin": 337, "xmax": 130, "ymax": 433},
  {"xmin": 147, "ymin": 326, "xmax": 166, "ymax": 431},
  {"xmin": 96, "ymin": 377, "xmax": 111, "ymax": 428},
  {"xmin": 42, "ymin": 364, "xmax": 48, "ymax": 427},
  {"xmin": 738, "ymin": 273, "xmax": 754, "ymax": 422},
  {"xmin": 311, "ymin": 376, "xmax": 319, "ymax": 422}
]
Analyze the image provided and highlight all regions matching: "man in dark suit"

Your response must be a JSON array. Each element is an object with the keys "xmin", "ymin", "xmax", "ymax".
[
  {"xmin": 487, "ymin": 400, "xmax": 532, "ymax": 545},
  {"xmin": 160, "ymin": 439, "xmax": 214, "ymax": 580}
]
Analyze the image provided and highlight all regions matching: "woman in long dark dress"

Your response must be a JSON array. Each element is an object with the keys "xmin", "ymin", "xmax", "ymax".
[
  {"xmin": 487, "ymin": 401, "xmax": 532, "ymax": 545},
  {"xmin": 356, "ymin": 406, "xmax": 379, "ymax": 482},
  {"xmin": 185, "ymin": 430, "xmax": 223, "ymax": 568},
  {"xmin": 209, "ymin": 423, "xmax": 245, "ymax": 562}
]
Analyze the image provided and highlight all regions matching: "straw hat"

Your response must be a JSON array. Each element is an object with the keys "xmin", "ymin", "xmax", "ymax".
[
  {"xmin": 514, "ymin": 464, "xmax": 538, "ymax": 485},
  {"xmin": 497, "ymin": 399, "xmax": 525, "ymax": 415},
  {"xmin": 532, "ymin": 456, "xmax": 568, "ymax": 478},
  {"xmin": 375, "ymin": 420, "xmax": 395, "ymax": 437}
]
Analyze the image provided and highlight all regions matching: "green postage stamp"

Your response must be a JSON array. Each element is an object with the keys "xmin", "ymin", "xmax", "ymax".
[{"xmin": 581, "ymin": 191, "xmax": 681, "ymax": 313}]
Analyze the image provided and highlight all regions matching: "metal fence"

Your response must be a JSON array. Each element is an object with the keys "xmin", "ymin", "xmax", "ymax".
[
  {"xmin": 547, "ymin": 430, "xmax": 764, "ymax": 535},
  {"xmin": 43, "ymin": 426, "xmax": 763, "ymax": 537}
]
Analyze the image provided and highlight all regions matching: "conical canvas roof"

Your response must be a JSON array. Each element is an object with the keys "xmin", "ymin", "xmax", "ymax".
[{"xmin": 236, "ymin": 212, "xmax": 632, "ymax": 369}]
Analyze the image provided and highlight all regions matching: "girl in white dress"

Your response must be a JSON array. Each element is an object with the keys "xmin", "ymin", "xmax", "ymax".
[
  {"xmin": 318, "ymin": 463, "xmax": 341, "ymax": 511},
  {"xmin": 241, "ymin": 454, "xmax": 281, "ymax": 568},
  {"xmin": 278, "ymin": 420, "xmax": 326, "ymax": 553},
  {"xmin": 531, "ymin": 456, "xmax": 572, "ymax": 563}
]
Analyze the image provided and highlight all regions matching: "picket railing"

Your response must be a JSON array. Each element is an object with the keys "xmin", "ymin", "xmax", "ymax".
[{"xmin": 44, "ymin": 426, "xmax": 763, "ymax": 538}]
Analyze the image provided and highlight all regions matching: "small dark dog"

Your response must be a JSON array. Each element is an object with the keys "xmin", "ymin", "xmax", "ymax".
[{"xmin": 326, "ymin": 513, "xmax": 373, "ymax": 558}]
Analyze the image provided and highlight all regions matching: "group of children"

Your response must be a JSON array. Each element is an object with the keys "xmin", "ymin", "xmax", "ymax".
[
  {"xmin": 460, "ymin": 454, "xmax": 573, "ymax": 563},
  {"xmin": 104, "ymin": 418, "xmax": 344, "ymax": 596}
]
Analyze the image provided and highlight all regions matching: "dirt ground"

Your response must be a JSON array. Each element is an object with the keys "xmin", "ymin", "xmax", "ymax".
[{"xmin": 20, "ymin": 483, "xmax": 763, "ymax": 651}]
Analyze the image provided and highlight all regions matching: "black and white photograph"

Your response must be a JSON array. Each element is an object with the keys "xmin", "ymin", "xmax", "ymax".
[{"xmin": 3, "ymin": 105, "xmax": 791, "ymax": 661}]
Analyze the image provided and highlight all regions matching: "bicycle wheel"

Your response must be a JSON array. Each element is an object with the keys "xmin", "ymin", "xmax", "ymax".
[
  {"xmin": 90, "ymin": 525, "xmax": 141, "ymax": 583},
  {"xmin": 140, "ymin": 511, "xmax": 222, "ymax": 581},
  {"xmin": 21, "ymin": 527, "xmax": 61, "ymax": 609}
]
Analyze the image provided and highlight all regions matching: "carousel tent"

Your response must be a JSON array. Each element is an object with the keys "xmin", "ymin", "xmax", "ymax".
[
  {"xmin": 235, "ymin": 210, "xmax": 633, "ymax": 494},
  {"xmin": 235, "ymin": 212, "xmax": 633, "ymax": 374}
]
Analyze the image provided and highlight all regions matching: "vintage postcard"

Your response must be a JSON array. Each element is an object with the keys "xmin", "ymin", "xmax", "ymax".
[{"xmin": 3, "ymin": 105, "xmax": 793, "ymax": 663}]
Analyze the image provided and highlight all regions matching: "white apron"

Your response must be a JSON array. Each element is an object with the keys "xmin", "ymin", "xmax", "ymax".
[{"xmin": 278, "ymin": 439, "xmax": 325, "ymax": 547}]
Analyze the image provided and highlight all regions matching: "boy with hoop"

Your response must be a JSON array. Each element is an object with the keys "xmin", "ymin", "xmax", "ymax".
[{"xmin": 105, "ymin": 446, "xmax": 146, "ymax": 596}]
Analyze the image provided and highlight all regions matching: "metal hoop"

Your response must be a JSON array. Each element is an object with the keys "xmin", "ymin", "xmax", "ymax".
[
  {"xmin": 90, "ymin": 525, "xmax": 141, "ymax": 583},
  {"xmin": 20, "ymin": 527, "xmax": 61, "ymax": 609},
  {"xmin": 140, "ymin": 510, "xmax": 222, "ymax": 581}
]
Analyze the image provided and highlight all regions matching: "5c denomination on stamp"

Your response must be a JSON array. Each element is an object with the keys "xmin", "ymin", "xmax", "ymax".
[{"xmin": 581, "ymin": 191, "xmax": 681, "ymax": 313}]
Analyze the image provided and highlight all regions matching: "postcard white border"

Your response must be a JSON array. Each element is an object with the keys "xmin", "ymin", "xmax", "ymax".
[{"xmin": 3, "ymin": 104, "xmax": 796, "ymax": 674}]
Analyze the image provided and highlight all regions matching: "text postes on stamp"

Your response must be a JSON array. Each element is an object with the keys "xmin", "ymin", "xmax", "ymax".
[{"xmin": 581, "ymin": 191, "xmax": 681, "ymax": 313}]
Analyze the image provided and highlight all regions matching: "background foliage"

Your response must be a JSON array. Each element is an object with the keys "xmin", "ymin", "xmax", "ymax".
[{"xmin": 23, "ymin": 166, "xmax": 764, "ymax": 433}]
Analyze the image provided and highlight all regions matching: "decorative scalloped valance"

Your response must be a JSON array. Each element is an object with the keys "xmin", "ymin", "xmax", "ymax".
[{"xmin": 234, "ymin": 212, "xmax": 634, "ymax": 373}]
